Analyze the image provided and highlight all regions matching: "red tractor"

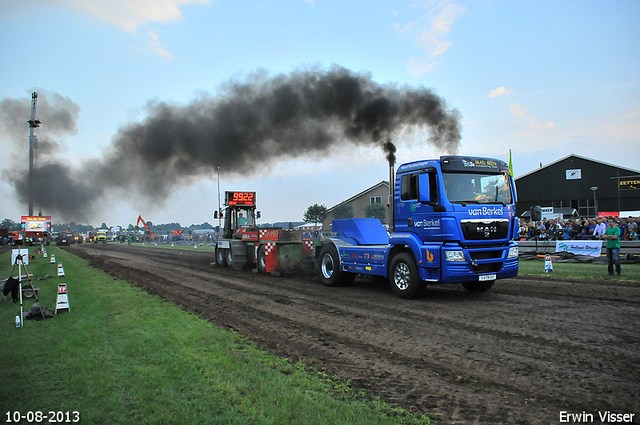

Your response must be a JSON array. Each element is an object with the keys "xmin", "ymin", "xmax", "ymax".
[{"xmin": 214, "ymin": 191, "xmax": 314, "ymax": 273}]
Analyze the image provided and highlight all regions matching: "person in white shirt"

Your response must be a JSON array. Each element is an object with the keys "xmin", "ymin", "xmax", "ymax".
[{"xmin": 593, "ymin": 217, "xmax": 607, "ymax": 239}]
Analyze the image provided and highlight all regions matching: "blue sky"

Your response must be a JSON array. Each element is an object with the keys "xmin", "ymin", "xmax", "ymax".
[{"xmin": 1, "ymin": 0, "xmax": 639, "ymax": 227}]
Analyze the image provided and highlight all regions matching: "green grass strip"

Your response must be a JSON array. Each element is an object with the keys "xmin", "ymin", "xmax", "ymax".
[
  {"xmin": 518, "ymin": 258, "xmax": 640, "ymax": 282},
  {"xmin": 0, "ymin": 247, "xmax": 432, "ymax": 425}
]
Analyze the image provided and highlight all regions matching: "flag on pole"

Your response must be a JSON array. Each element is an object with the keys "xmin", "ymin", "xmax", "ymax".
[{"xmin": 508, "ymin": 149, "xmax": 514, "ymax": 177}]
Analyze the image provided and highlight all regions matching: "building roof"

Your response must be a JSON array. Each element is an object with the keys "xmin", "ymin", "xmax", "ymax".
[
  {"xmin": 515, "ymin": 154, "xmax": 640, "ymax": 181},
  {"xmin": 327, "ymin": 181, "xmax": 389, "ymax": 213}
]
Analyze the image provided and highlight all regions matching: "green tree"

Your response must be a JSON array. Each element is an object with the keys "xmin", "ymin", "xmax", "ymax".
[
  {"xmin": 364, "ymin": 203, "xmax": 387, "ymax": 221},
  {"xmin": 303, "ymin": 204, "xmax": 328, "ymax": 226},
  {"xmin": 332, "ymin": 204, "xmax": 354, "ymax": 220},
  {"xmin": 0, "ymin": 219, "xmax": 20, "ymax": 231}
]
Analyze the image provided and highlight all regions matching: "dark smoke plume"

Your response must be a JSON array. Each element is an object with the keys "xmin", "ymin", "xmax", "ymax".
[
  {"xmin": 2, "ymin": 65, "xmax": 461, "ymax": 222},
  {"xmin": 382, "ymin": 138, "xmax": 397, "ymax": 166}
]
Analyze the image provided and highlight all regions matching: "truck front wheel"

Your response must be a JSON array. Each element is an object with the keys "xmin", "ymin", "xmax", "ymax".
[
  {"xmin": 319, "ymin": 245, "xmax": 355, "ymax": 287},
  {"xmin": 461, "ymin": 280, "xmax": 495, "ymax": 292},
  {"xmin": 389, "ymin": 253, "xmax": 423, "ymax": 299}
]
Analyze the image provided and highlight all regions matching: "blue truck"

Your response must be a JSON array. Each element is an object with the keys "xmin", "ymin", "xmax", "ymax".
[{"xmin": 316, "ymin": 155, "xmax": 519, "ymax": 298}]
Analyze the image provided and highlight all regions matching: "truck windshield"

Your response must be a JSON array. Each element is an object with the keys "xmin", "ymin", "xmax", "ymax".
[{"xmin": 443, "ymin": 172, "xmax": 512, "ymax": 205}]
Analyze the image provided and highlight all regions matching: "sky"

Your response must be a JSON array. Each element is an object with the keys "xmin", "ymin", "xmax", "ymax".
[{"xmin": 1, "ymin": 0, "xmax": 639, "ymax": 228}]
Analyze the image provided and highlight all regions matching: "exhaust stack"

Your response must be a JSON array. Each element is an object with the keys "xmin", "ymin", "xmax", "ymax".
[{"xmin": 383, "ymin": 139, "xmax": 396, "ymax": 233}]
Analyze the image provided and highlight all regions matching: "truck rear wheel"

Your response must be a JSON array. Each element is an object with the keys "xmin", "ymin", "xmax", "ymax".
[
  {"xmin": 462, "ymin": 280, "xmax": 495, "ymax": 292},
  {"xmin": 319, "ymin": 245, "xmax": 355, "ymax": 286},
  {"xmin": 389, "ymin": 253, "xmax": 423, "ymax": 299}
]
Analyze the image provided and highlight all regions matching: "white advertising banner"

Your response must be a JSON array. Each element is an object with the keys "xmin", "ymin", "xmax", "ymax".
[{"xmin": 555, "ymin": 240, "xmax": 603, "ymax": 257}]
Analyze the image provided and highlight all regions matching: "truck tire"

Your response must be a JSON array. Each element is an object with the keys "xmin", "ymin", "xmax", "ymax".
[
  {"xmin": 215, "ymin": 248, "xmax": 227, "ymax": 266},
  {"xmin": 257, "ymin": 245, "xmax": 267, "ymax": 273},
  {"xmin": 319, "ymin": 245, "xmax": 355, "ymax": 287},
  {"xmin": 461, "ymin": 280, "xmax": 495, "ymax": 292},
  {"xmin": 389, "ymin": 253, "xmax": 423, "ymax": 299}
]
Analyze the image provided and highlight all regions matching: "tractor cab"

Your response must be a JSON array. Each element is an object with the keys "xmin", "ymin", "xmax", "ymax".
[{"xmin": 216, "ymin": 191, "xmax": 261, "ymax": 239}]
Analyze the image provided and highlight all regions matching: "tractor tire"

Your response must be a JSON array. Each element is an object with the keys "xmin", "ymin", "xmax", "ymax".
[
  {"xmin": 257, "ymin": 245, "xmax": 267, "ymax": 273},
  {"xmin": 226, "ymin": 248, "xmax": 234, "ymax": 267},
  {"xmin": 215, "ymin": 248, "xmax": 227, "ymax": 267},
  {"xmin": 319, "ymin": 245, "xmax": 355, "ymax": 287},
  {"xmin": 389, "ymin": 252, "xmax": 424, "ymax": 299},
  {"xmin": 461, "ymin": 280, "xmax": 495, "ymax": 292}
]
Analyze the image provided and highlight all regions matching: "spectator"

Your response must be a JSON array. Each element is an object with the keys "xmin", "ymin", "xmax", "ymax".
[
  {"xmin": 588, "ymin": 219, "xmax": 596, "ymax": 238},
  {"xmin": 625, "ymin": 220, "xmax": 638, "ymax": 241},
  {"xmin": 578, "ymin": 219, "xmax": 590, "ymax": 239},
  {"xmin": 538, "ymin": 220, "xmax": 548, "ymax": 240},
  {"xmin": 593, "ymin": 217, "xmax": 607, "ymax": 239},
  {"xmin": 527, "ymin": 221, "xmax": 537, "ymax": 240},
  {"xmin": 518, "ymin": 219, "xmax": 529, "ymax": 240},
  {"xmin": 602, "ymin": 217, "xmax": 621, "ymax": 276},
  {"xmin": 569, "ymin": 219, "xmax": 581, "ymax": 239}
]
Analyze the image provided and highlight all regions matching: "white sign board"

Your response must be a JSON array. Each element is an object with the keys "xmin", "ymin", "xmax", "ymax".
[
  {"xmin": 11, "ymin": 249, "xmax": 29, "ymax": 265},
  {"xmin": 555, "ymin": 240, "xmax": 602, "ymax": 257},
  {"xmin": 566, "ymin": 169, "xmax": 582, "ymax": 180}
]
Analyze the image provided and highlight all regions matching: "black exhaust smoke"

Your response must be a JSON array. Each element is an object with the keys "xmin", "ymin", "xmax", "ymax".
[{"xmin": 2, "ymin": 65, "xmax": 461, "ymax": 222}]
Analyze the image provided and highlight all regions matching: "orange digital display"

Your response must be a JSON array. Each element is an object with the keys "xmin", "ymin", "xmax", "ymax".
[{"xmin": 226, "ymin": 191, "xmax": 255, "ymax": 206}]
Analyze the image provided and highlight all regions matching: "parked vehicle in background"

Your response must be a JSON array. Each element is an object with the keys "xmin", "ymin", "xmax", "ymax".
[
  {"xmin": 96, "ymin": 230, "xmax": 107, "ymax": 243},
  {"xmin": 56, "ymin": 231, "xmax": 73, "ymax": 246}
]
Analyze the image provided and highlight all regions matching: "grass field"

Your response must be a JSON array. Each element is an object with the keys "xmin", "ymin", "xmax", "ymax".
[
  {"xmin": 0, "ymin": 246, "xmax": 433, "ymax": 425},
  {"xmin": 518, "ymin": 257, "xmax": 640, "ymax": 282}
]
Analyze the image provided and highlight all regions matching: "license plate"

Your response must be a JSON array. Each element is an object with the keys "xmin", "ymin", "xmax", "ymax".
[{"xmin": 479, "ymin": 274, "xmax": 496, "ymax": 281}]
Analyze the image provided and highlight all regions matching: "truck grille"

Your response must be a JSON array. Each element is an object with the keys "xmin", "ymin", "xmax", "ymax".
[
  {"xmin": 461, "ymin": 219, "xmax": 509, "ymax": 240},
  {"xmin": 472, "ymin": 263, "xmax": 502, "ymax": 274},
  {"xmin": 469, "ymin": 250, "xmax": 503, "ymax": 260}
]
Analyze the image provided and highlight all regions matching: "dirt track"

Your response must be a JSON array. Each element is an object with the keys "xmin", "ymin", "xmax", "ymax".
[{"xmin": 63, "ymin": 243, "xmax": 639, "ymax": 425}]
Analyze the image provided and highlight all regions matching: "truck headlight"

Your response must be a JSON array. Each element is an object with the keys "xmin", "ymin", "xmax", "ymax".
[
  {"xmin": 508, "ymin": 246, "xmax": 518, "ymax": 258},
  {"xmin": 445, "ymin": 251, "xmax": 465, "ymax": 262}
]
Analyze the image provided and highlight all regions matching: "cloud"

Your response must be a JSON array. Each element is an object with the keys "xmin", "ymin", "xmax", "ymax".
[
  {"xmin": 508, "ymin": 103, "xmax": 526, "ymax": 118},
  {"xmin": 2, "ymin": 0, "xmax": 210, "ymax": 59},
  {"xmin": 59, "ymin": 0, "xmax": 210, "ymax": 33},
  {"xmin": 509, "ymin": 103, "xmax": 554, "ymax": 136},
  {"xmin": 132, "ymin": 31, "xmax": 174, "ymax": 59},
  {"xmin": 486, "ymin": 86, "xmax": 513, "ymax": 98},
  {"xmin": 396, "ymin": 1, "xmax": 466, "ymax": 76}
]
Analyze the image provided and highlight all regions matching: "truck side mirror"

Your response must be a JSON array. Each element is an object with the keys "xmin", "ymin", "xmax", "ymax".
[
  {"xmin": 530, "ymin": 205, "xmax": 542, "ymax": 221},
  {"xmin": 257, "ymin": 211, "xmax": 261, "ymax": 219},
  {"xmin": 418, "ymin": 173, "xmax": 432, "ymax": 203}
]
